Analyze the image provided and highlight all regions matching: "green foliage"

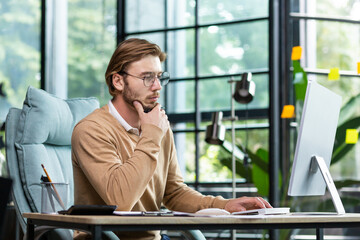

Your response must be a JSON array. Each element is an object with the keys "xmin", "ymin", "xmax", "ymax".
[
  {"xmin": 292, "ymin": 60, "xmax": 307, "ymax": 103},
  {"xmin": 67, "ymin": 0, "xmax": 116, "ymax": 105},
  {"xmin": 0, "ymin": 1, "xmax": 41, "ymax": 110},
  {"xmin": 251, "ymin": 148, "xmax": 270, "ymax": 197},
  {"xmin": 199, "ymin": 145, "xmax": 235, "ymax": 182},
  {"xmin": 332, "ymin": 116, "xmax": 360, "ymax": 165},
  {"xmin": 220, "ymin": 146, "xmax": 282, "ymax": 197}
]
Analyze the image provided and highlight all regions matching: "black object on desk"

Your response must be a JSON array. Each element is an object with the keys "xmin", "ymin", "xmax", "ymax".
[
  {"xmin": 58, "ymin": 205, "xmax": 117, "ymax": 215},
  {"xmin": 0, "ymin": 177, "xmax": 12, "ymax": 238}
]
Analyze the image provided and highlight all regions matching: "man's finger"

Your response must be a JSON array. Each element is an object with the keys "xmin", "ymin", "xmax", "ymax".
[
  {"xmin": 257, "ymin": 197, "xmax": 272, "ymax": 208},
  {"xmin": 133, "ymin": 101, "xmax": 144, "ymax": 114},
  {"xmin": 256, "ymin": 197, "xmax": 266, "ymax": 208},
  {"xmin": 155, "ymin": 103, "xmax": 161, "ymax": 111}
]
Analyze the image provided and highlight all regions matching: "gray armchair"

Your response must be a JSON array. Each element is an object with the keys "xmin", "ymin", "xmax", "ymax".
[
  {"xmin": 5, "ymin": 86, "xmax": 205, "ymax": 240},
  {"xmin": 4, "ymin": 86, "xmax": 116, "ymax": 239}
]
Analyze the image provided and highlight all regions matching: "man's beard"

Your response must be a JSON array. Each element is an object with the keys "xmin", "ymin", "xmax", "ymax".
[{"xmin": 123, "ymin": 85, "xmax": 156, "ymax": 113}]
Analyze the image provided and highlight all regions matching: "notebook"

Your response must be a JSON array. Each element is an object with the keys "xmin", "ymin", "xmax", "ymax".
[
  {"xmin": 195, "ymin": 207, "xmax": 290, "ymax": 216},
  {"xmin": 232, "ymin": 207, "xmax": 290, "ymax": 215}
]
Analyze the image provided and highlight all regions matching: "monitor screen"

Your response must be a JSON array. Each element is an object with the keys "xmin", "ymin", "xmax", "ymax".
[{"xmin": 288, "ymin": 80, "xmax": 342, "ymax": 197}]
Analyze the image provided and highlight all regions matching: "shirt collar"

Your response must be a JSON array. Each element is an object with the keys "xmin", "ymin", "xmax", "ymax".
[{"xmin": 108, "ymin": 100, "xmax": 140, "ymax": 136}]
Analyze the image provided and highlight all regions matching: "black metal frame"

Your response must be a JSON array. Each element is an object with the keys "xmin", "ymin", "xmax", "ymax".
[{"xmin": 40, "ymin": 0, "xmax": 46, "ymax": 90}]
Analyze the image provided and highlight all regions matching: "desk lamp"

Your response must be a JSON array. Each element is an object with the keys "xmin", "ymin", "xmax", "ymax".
[
  {"xmin": 233, "ymin": 72, "xmax": 255, "ymax": 104},
  {"xmin": 205, "ymin": 72, "xmax": 256, "ymax": 199}
]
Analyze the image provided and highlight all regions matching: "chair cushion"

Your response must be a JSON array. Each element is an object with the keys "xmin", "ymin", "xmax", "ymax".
[{"xmin": 14, "ymin": 86, "xmax": 99, "ymax": 212}]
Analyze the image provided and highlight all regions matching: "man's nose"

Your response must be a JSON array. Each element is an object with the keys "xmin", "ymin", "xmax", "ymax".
[{"xmin": 151, "ymin": 77, "xmax": 162, "ymax": 90}]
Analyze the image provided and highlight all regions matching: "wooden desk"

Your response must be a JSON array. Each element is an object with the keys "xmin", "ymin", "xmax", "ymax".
[{"xmin": 23, "ymin": 212, "xmax": 360, "ymax": 240}]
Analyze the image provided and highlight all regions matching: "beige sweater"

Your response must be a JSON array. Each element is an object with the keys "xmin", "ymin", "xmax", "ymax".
[{"xmin": 71, "ymin": 105, "xmax": 229, "ymax": 239}]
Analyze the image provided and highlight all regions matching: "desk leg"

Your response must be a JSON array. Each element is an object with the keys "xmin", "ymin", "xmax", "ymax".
[
  {"xmin": 26, "ymin": 219, "xmax": 35, "ymax": 240},
  {"xmin": 316, "ymin": 228, "xmax": 324, "ymax": 240},
  {"xmin": 91, "ymin": 225, "xmax": 102, "ymax": 240}
]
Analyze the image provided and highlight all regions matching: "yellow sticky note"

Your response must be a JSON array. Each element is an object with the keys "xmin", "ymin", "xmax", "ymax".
[
  {"xmin": 281, "ymin": 105, "xmax": 295, "ymax": 118},
  {"xmin": 345, "ymin": 129, "xmax": 358, "ymax": 144},
  {"xmin": 357, "ymin": 62, "xmax": 360, "ymax": 74},
  {"xmin": 291, "ymin": 46, "xmax": 302, "ymax": 60},
  {"xmin": 328, "ymin": 68, "xmax": 340, "ymax": 81}
]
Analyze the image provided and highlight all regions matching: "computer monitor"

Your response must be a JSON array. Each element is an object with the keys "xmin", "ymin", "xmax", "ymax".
[{"xmin": 288, "ymin": 80, "xmax": 345, "ymax": 214}]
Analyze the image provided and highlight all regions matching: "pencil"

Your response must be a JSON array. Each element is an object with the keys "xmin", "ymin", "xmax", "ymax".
[{"xmin": 41, "ymin": 164, "xmax": 66, "ymax": 210}]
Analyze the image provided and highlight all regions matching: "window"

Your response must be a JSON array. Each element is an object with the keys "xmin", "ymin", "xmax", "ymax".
[
  {"xmin": 286, "ymin": 0, "xmax": 360, "ymax": 238},
  {"xmin": 0, "ymin": 1, "xmax": 41, "ymax": 115},
  {"xmin": 289, "ymin": 0, "xmax": 360, "ymax": 183},
  {"xmin": 67, "ymin": 0, "xmax": 117, "ymax": 106},
  {"xmin": 123, "ymin": 0, "xmax": 271, "ymax": 193},
  {"xmin": 0, "ymin": 1, "xmax": 41, "ymax": 176}
]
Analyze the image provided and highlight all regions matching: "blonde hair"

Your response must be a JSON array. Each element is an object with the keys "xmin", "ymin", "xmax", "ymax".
[{"xmin": 105, "ymin": 38, "xmax": 166, "ymax": 97}]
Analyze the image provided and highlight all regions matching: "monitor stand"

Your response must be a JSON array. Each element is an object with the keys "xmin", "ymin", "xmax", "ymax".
[{"xmin": 310, "ymin": 156, "xmax": 346, "ymax": 215}]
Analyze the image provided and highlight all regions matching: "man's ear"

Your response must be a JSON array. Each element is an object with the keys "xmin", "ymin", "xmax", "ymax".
[{"xmin": 112, "ymin": 73, "xmax": 124, "ymax": 92}]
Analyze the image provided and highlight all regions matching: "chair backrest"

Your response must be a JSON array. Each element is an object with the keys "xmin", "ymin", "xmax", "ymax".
[{"xmin": 5, "ymin": 86, "xmax": 99, "ymax": 233}]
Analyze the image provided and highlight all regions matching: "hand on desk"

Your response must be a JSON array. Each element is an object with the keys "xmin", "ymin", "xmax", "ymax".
[{"xmin": 224, "ymin": 196, "xmax": 272, "ymax": 213}]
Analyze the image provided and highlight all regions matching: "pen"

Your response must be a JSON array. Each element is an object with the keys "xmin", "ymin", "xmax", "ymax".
[
  {"xmin": 41, "ymin": 164, "xmax": 65, "ymax": 209},
  {"xmin": 46, "ymin": 184, "xmax": 56, "ymax": 212}
]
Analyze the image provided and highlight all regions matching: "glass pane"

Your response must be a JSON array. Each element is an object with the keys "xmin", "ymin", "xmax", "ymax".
[
  {"xmin": 167, "ymin": 29, "xmax": 195, "ymax": 78},
  {"xmin": 291, "ymin": 0, "xmax": 360, "ymax": 19},
  {"xmin": 171, "ymin": 121, "xmax": 195, "ymax": 132},
  {"xmin": 167, "ymin": 80, "xmax": 195, "ymax": 114},
  {"xmin": 126, "ymin": 0, "xmax": 165, "ymax": 32},
  {"xmin": 199, "ymin": 74, "xmax": 269, "ymax": 112},
  {"xmin": 174, "ymin": 131, "xmax": 196, "ymax": 182},
  {"xmin": 315, "ymin": 21, "xmax": 359, "ymax": 72},
  {"xmin": 199, "ymin": 77, "xmax": 231, "ymax": 111},
  {"xmin": 199, "ymin": 0, "xmax": 269, "ymax": 25},
  {"xmin": 199, "ymin": 21, "xmax": 269, "ymax": 76},
  {"xmin": 127, "ymin": 33, "xmax": 166, "ymax": 52},
  {"xmin": 67, "ymin": 0, "xmax": 116, "ymax": 106},
  {"xmin": 167, "ymin": 0, "xmax": 195, "ymax": 28},
  {"xmin": 317, "ymin": 0, "xmax": 360, "ymax": 18},
  {"xmin": 298, "ymin": 18, "xmax": 360, "ymax": 73},
  {"xmin": 199, "ymin": 127, "xmax": 269, "ymax": 183},
  {"xmin": 0, "ymin": 0, "xmax": 41, "ymax": 121}
]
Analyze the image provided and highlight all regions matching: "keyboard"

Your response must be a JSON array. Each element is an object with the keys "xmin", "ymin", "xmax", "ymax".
[{"xmin": 232, "ymin": 207, "xmax": 290, "ymax": 215}]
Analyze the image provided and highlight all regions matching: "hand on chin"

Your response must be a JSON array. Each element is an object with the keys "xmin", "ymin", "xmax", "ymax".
[{"xmin": 134, "ymin": 101, "xmax": 156, "ymax": 113}]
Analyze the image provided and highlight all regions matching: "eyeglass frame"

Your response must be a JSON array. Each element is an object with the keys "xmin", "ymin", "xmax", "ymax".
[{"xmin": 118, "ymin": 71, "xmax": 170, "ymax": 87}]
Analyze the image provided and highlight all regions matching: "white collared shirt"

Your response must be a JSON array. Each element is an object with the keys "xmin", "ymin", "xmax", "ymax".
[{"xmin": 108, "ymin": 100, "xmax": 140, "ymax": 136}]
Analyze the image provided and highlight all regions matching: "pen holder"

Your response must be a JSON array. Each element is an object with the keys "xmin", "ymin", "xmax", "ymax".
[{"xmin": 41, "ymin": 182, "xmax": 69, "ymax": 214}]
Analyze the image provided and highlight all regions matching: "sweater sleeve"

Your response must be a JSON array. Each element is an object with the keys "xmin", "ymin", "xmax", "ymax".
[
  {"xmin": 72, "ymin": 116, "xmax": 163, "ymax": 211},
  {"xmin": 162, "ymin": 130, "xmax": 229, "ymax": 212}
]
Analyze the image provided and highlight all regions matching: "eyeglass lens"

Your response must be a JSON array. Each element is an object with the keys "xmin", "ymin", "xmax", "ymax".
[{"xmin": 145, "ymin": 72, "xmax": 170, "ymax": 87}]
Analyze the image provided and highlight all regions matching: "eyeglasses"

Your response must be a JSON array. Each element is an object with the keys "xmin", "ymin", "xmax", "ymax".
[{"xmin": 119, "ymin": 71, "xmax": 170, "ymax": 87}]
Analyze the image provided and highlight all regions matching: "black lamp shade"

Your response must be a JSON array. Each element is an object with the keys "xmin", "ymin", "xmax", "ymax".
[
  {"xmin": 205, "ymin": 111, "xmax": 226, "ymax": 145},
  {"xmin": 233, "ymin": 72, "xmax": 256, "ymax": 104}
]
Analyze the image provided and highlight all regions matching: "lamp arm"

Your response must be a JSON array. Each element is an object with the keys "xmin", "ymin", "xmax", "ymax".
[{"xmin": 222, "ymin": 140, "xmax": 245, "ymax": 162}]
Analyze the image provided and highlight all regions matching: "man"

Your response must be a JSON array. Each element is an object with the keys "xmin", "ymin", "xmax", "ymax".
[{"xmin": 72, "ymin": 38, "xmax": 271, "ymax": 239}]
